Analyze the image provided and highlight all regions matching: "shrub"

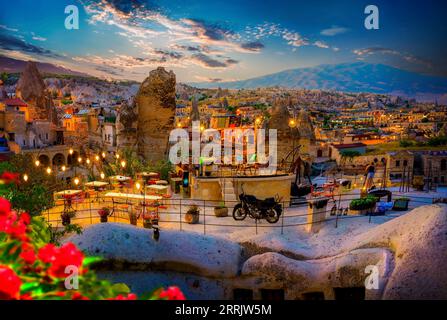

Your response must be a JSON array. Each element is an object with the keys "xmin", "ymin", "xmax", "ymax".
[{"xmin": 349, "ymin": 195, "xmax": 378, "ymax": 210}]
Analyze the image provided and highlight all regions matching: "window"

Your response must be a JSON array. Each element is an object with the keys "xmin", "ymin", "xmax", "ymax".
[
  {"xmin": 45, "ymin": 133, "xmax": 48, "ymax": 140},
  {"xmin": 23, "ymin": 140, "xmax": 26, "ymax": 146},
  {"xmin": 333, "ymin": 287, "xmax": 365, "ymax": 300},
  {"xmin": 233, "ymin": 289, "xmax": 253, "ymax": 300},
  {"xmin": 441, "ymin": 159, "xmax": 447, "ymax": 171},
  {"xmin": 260, "ymin": 289, "xmax": 284, "ymax": 301},
  {"xmin": 403, "ymin": 160, "xmax": 408, "ymax": 166},
  {"xmin": 302, "ymin": 292, "xmax": 325, "ymax": 300},
  {"xmin": 395, "ymin": 160, "xmax": 400, "ymax": 167}
]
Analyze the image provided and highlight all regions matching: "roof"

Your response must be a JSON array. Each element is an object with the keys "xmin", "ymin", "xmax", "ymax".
[
  {"xmin": 333, "ymin": 143, "xmax": 367, "ymax": 149},
  {"xmin": 1, "ymin": 98, "xmax": 28, "ymax": 107},
  {"xmin": 75, "ymin": 109, "xmax": 90, "ymax": 116},
  {"xmin": 63, "ymin": 114, "xmax": 73, "ymax": 119}
]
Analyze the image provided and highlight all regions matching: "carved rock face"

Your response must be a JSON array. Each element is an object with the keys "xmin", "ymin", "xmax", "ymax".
[{"xmin": 116, "ymin": 100, "xmax": 138, "ymax": 149}]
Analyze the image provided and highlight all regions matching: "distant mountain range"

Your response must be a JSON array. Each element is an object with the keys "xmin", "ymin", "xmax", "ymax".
[
  {"xmin": 190, "ymin": 62, "xmax": 447, "ymax": 99},
  {"xmin": 0, "ymin": 56, "xmax": 89, "ymax": 77}
]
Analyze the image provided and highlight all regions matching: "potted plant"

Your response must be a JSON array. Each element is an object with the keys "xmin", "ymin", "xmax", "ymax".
[
  {"xmin": 61, "ymin": 210, "xmax": 76, "ymax": 226},
  {"xmin": 98, "ymin": 207, "xmax": 110, "ymax": 223},
  {"xmin": 142, "ymin": 211, "xmax": 154, "ymax": 229},
  {"xmin": 129, "ymin": 210, "xmax": 138, "ymax": 226},
  {"xmin": 214, "ymin": 202, "xmax": 228, "ymax": 217},
  {"xmin": 185, "ymin": 205, "xmax": 200, "ymax": 224},
  {"xmin": 349, "ymin": 195, "xmax": 378, "ymax": 215},
  {"xmin": 393, "ymin": 197, "xmax": 411, "ymax": 211}
]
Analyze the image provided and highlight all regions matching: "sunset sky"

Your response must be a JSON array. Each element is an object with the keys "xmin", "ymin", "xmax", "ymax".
[{"xmin": 1, "ymin": 0, "xmax": 446, "ymax": 82}]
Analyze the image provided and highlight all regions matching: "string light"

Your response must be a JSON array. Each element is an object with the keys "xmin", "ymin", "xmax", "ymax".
[
  {"xmin": 86, "ymin": 159, "xmax": 91, "ymax": 165},
  {"xmin": 116, "ymin": 154, "xmax": 120, "ymax": 159},
  {"xmin": 69, "ymin": 148, "xmax": 73, "ymax": 155},
  {"xmin": 46, "ymin": 167, "xmax": 52, "ymax": 175},
  {"xmin": 100, "ymin": 172, "xmax": 105, "ymax": 180},
  {"xmin": 288, "ymin": 119, "xmax": 296, "ymax": 128},
  {"xmin": 95, "ymin": 155, "xmax": 100, "ymax": 161},
  {"xmin": 35, "ymin": 160, "xmax": 40, "ymax": 167},
  {"xmin": 61, "ymin": 165, "xmax": 66, "ymax": 172},
  {"xmin": 77, "ymin": 157, "xmax": 82, "ymax": 163},
  {"xmin": 101, "ymin": 152, "xmax": 106, "ymax": 158},
  {"xmin": 120, "ymin": 160, "xmax": 126, "ymax": 168},
  {"xmin": 23, "ymin": 174, "xmax": 28, "ymax": 182},
  {"xmin": 135, "ymin": 182, "xmax": 141, "ymax": 190},
  {"xmin": 74, "ymin": 177, "xmax": 80, "ymax": 186}
]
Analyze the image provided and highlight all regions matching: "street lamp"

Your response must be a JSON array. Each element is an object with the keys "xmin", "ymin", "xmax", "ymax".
[
  {"xmin": 100, "ymin": 172, "xmax": 105, "ymax": 180},
  {"xmin": 95, "ymin": 155, "xmax": 100, "ymax": 161},
  {"xmin": 74, "ymin": 177, "xmax": 80, "ymax": 187},
  {"xmin": 288, "ymin": 118, "xmax": 296, "ymax": 128},
  {"xmin": 77, "ymin": 157, "xmax": 82, "ymax": 164},
  {"xmin": 46, "ymin": 167, "xmax": 52, "ymax": 175},
  {"xmin": 69, "ymin": 148, "xmax": 73, "ymax": 155},
  {"xmin": 61, "ymin": 165, "xmax": 66, "ymax": 172},
  {"xmin": 101, "ymin": 152, "xmax": 106, "ymax": 158},
  {"xmin": 35, "ymin": 160, "xmax": 40, "ymax": 167},
  {"xmin": 86, "ymin": 159, "xmax": 91, "ymax": 165}
]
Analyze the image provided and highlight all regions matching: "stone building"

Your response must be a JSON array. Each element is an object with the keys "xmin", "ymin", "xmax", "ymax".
[{"xmin": 422, "ymin": 151, "xmax": 447, "ymax": 185}]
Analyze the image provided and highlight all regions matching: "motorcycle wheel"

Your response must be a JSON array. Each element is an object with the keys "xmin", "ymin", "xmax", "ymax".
[
  {"xmin": 265, "ymin": 208, "xmax": 280, "ymax": 224},
  {"xmin": 233, "ymin": 204, "xmax": 248, "ymax": 221}
]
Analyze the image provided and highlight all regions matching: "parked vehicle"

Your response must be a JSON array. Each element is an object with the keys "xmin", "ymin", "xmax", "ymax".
[{"xmin": 233, "ymin": 186, "xmax": 282, "ymax": 223}]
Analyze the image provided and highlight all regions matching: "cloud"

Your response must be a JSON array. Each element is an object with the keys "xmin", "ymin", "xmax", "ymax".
[
  {"xmin": 190, "ymin": 53, "xmax": 238, "ymax": 69},
  {"xmin": 240, "ymin": 41, "xmax": 264, "ymax": 52},
  {"xmin": 320, "ymin": 25, "xmax": 349, "ymax": 36},
  {"xmin": 314, "ymin": 41, "xmax": 329, "ymax": 49},
  {"xmin": 31, "ymin": 32, "xmax": 47, "ymax": 42},
  {"xmin": 353, "ymin": 47, "xmax": 434, "ymax": 70},
  {"xmin": 0, "ymin": 33, "xmax": 60, "ymax": 58},
  {"xmin": 0, "ymin": 25, "xmax": 19, "ymax": 32}
]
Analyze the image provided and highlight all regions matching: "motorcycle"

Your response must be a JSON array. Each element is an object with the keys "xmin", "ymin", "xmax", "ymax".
[{"xmin": 233, "ymin": 186, "xmax": 283, "ymax": 223}]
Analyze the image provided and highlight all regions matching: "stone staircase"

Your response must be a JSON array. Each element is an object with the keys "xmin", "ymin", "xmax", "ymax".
[{"xmin": 220, "ymin": 178, "xmax": 237, "ymax": 208}]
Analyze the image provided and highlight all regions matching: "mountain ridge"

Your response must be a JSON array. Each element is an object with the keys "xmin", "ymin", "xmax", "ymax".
[{"xmin": 189, "ymin": 62, "xmax": 447, "ymax": 99}]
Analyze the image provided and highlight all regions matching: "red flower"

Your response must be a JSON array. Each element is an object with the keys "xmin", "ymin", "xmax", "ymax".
[
  {"xmin": 38, "ymin": 243, "xmax": 84, "ymax": 278},
  {"xmin": 20, "ymin": 293, "xmax": 33, "ymax": 300},
  {"xmin": 0, "ymin": 211, "xmax": 28, "ymax": 240},
  {"xmin": 20, "ymin": 212, "xmax": 31, "ymax": 225},
  {"xmin": 0, "ymin": 172, "xmax": 19, "ymax": 185},
  {"xmin": 110, "ymin": 293, "xmax": 137, "ymax": 300},
  {"xmin": 38, "ymin": 244, "xmax": 58, "ymax": 264},
  {"xmin": 71, "ymin": 292, "xmax": 90, "ymax": 300},
  {"xmin": 20, "ymin": 243, "xmax": 36, "ymax": 264},
  {"xmin": 159, "ymin": 286, "xmax": 185, "ymax": 300},
  {"xmin": 0, "ymin": 197, "xmax": 11, "ymax": 216},
  {"xmin": 0, "ymin": 266, "xmax": 22, "ymax": 300}
]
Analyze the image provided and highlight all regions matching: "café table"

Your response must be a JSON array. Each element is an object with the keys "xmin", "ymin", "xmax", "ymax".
[
  {"xmin": 55, "ymin": 190, "xmax": 83, "ymax": 212},
  {"xmin": 104, "ymin": 192, "xmax": 162, "ymax": 218},
  {"xmin": 85, "ymin": 181, "xmax": 109, "ymax": 202}
]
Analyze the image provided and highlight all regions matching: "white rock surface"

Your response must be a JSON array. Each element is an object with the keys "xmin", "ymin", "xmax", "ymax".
[{"xmin": 67, "ymin": 223, "xmax": 242, "ymax": 278}]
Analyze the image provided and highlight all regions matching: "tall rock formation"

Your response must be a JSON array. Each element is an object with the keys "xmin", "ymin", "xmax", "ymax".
[
  {"xmin": 117, "ymin": 67, "xmax": 176, "ymax": 162},
  {"xmin": 115, "ymin": 99, "xmax": 138, "ymax": 150},
  {"xmin": 268, "ymin": 101, "xmax": 298, "ymax": 162},
  {"xmin": 16, "ymin": 61, "xmax": 57, "ymax": 124},
  {"xmin": 190, "ymin": 96, "xmax": 200, "ymax": 122}
]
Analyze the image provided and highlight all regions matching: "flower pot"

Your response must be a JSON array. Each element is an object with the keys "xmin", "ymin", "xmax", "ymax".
[
  {"xmin": 100, "ymin": 215, "xmax": 108, "ymax": 223},
  {"xmin": 129, "ymin": 214, "xmax": 138, "ymax": 226},
  {"xmin": 185, "ymin": 212, "xmax": 199, "ymax": 224},
  {"xmin": 143, "ymin": 220, "xmax": 152, "ymax": 229},
  {"xmin": 61, "ymin": 215, "xmax": 71, "ymax": 226},
  {"xmin": 214, "ymin": 207, "xmax": 228, "ymax": 217}
]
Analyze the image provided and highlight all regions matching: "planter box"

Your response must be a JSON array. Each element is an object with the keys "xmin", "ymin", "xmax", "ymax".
[
  {"xmin": 100, "ymin": 216, "xmax": 108, "ymax": 223},
  {"xmin": 214, "ymin": 207, "xmax": 228, "ymax": 217},
  {"xmin": 143, "ymin": 220, "xmax": 152, "ymax": 229},
  {"xmin": 393, "ymin": 199, "xmax": 410, "ymax": 211},
  {"xmin": 61, "ymin": 215, "xmax": 71, "ymax": 226},
  {"xmin": 348, "ymin": 206, "xmax": 376, "ymax": 215}
]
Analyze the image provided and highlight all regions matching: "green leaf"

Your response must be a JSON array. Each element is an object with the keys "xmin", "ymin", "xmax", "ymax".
[
  {"xmin": 111, "ymin": 283, "xmax": 130, "ymax": 294},
  {"xmin": 82, "ymin": 256, "xmax": 102, "ymax": 267}
]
